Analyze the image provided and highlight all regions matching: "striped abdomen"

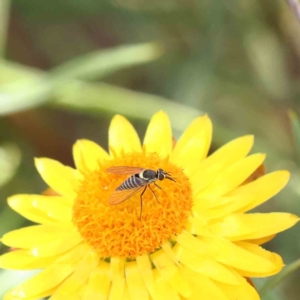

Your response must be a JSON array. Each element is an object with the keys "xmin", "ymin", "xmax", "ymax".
[{"xmin": 116, "ymin": 175, "xmax": 146, "ymax": 191}]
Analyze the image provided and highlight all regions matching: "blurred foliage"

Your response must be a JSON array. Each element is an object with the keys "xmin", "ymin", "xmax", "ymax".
[
  {"xmin": 1, "ymin": 0, "xmax": 300, "ymax": 299},
  {"xmin": 0, "ymin": 42, "xmax": 163, "ymax": 114},
  {"xmin": 289, "ymin": 110, "xmax": 300, "ymax": 164},
  {"xmin": 0, "ymin": 142, "xmax": 21, "ymax": 187}
]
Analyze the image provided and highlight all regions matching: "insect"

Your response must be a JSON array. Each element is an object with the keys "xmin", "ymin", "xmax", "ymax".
[{"xmin": 106, "ymin": 166, "xmax": 176, "ymax": 219}]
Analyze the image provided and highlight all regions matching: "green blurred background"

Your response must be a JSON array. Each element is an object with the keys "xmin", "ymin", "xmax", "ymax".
[{"xmin": 1, "ymin": 0, "xmax": 300, "ymax": 299}]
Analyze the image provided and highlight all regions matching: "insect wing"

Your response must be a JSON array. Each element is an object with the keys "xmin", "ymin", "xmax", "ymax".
[
  {"xmin": 109, "ymin": 186, "xmax": 145, "ymax": 205},
  {"xmin": 106, "ymin": 166, "xmax": 145, "ymax": 175}
]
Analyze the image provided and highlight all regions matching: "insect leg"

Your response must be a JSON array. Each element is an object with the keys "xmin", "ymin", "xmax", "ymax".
[
  {"xmin": 148, "ymin": 184, "xmax": 160, "ymax": 204},
  {"xmin": 139, "ymin": 186, "xmax": 148, "ymax": 220},
  {"xmin": 155, "ymin": 182, "xmax": 169, "ymax": 200},
  {"xmin": 153, "ymin": 182, "xmax": 167, "ymax": 196},
  {"xmin": 154, "ymin": 182, "xmax": 162, "ymax": 190}
]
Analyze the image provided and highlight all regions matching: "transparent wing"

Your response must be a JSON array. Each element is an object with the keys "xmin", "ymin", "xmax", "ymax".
[
  {"xmin": 106, "ymin": 166, "xmax": 145, "ymax": 175},
  {"xmin": 109, "ymin": 186, "xmax": 146, "ymax": 205}
]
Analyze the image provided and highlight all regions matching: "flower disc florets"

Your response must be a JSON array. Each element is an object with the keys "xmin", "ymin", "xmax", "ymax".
[{"xmin": 73, "ymin": 152, "xmax": 193, "ymax": 258}]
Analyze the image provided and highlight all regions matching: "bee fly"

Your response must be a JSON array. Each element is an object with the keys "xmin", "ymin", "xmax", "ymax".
[{"xmin": 106, "ymin": 166, "xmax": 176, "ymax": 219}]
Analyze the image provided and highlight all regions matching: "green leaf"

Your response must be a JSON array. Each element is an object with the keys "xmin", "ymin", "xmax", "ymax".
[
  {"xmin": 259, "ymin": 258, "xmax": 300, "ymax": 297},
  {"xmin": 49, "ymin": 42, "xmax": 163, "ymax": 81},
  {"xmin": 53, "ymin": 81, "xmax": 203, "ymax": 133},
  {"xmin": 0, "ymin": 78, "xmax": 53, "ymax": 115},
  {"xmin": 0, "ymin": 42, "xmax": 163, "ymax": 115},
  {"xmin": 0, "ymin": 142, "xmax": 21, "ymax": 187}
]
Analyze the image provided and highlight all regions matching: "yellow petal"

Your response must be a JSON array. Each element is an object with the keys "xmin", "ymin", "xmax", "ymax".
[
  {"xmin": 8, "ymin": 194, "xmax": 72, "ymax": 224},
  {"xmin": 0, "ymin": 249, "xmax": 57, "ymax": 270},
  {"xmin": 150, "ymin": 249, "xmax": 191, "ymax": 298},
  {"xmin": 56, "ymin": 286, "xmax": 85, "ymax": 300},
  {"xmin": 215, "ymin": 279, "xmax": 260, "ymax": 300},
  {"xmin": 176, "ymin": 230, "xmax": 209, "ymax": 249},
  {"xmin": 194, "ymin": 172, "xmax": 290, "ymax": 219},
  {"xmin": 54, "ymin": 243, "xmax": 89, "ymax": 265},
  {"xmin": 109, "ymin": 115, "xmax": 142, "ymax": 156},
  {"xmin": 73, "ymin": 139, "xmax": 110, "ymax": 172},
  {"xmin": 125, "ymin": 261, "xmax": 149, "ymax": 300},
  {"xmin": 199, "ymin": 236, "xmax": 284, "ymax": 276},
  {"xmin": 83, "ymin": 261, "xmax": 111, "ymax": 300},
  {"xmin": 122, "ymin": 284, "xmax": 131, "ymax": 300},
  {"xmin": 190, "ymin": 135, "xmax": 254, "ymax": 195},
  {"xmin": 246, "ymin": 234, "xmax": 276, "ymax": 245},
  {"xmin": 186, "ymin": 217, "xmax": 216, "ymax": 236},
  {"xmin": 152, "ymin": 269, "xmax": 180, "ymax": 300},
  {"xmin": 200, "ymin": 193, "xmax": 250, "ymax": 210},
  {"xmin": 109, "ymin": 257, "xmax": 125, "ymax": 300},
  {"xmin": 198, "ymin": 153, "xmax": 266, "ymax": 198},
  {"xmin": 6, "ymin": 264, "xmax": 75, "ymax": 299},
  {"xmin": 0, "ymin": 243, "xmax": 88, "ymax": 271},
  {"xmin": 209, "ymin": 213, "xmax": 299, "ymax": 241},
  {"xmin": 161, "ymin": 242, "xmax": 180, "ymax": 265},
  {"xmin": 136, "ymin": 255, "xmax": 155, "ymax": 299},
  {"xmin": 229, "ymin": 170, "xmax": 290, "ymax": 211},
  {"xmin": 2, "ymin": 225, "xmax": 75, "ymax": 249},
  {"xmin": 173, "ymin": 244, "xmax": 241, "ymax": 285},
  {"xmin": 171, "ymin": 115, "xmax": 212, "ymax": 175},
  {"xmin": 181, "ymin": 266, "xmax": 228, "ymax": 300},
  {"xmin": 50, "ymin": 250, "xmax": 98, "ymax": 297},
  {"xmin": 35, "ymin": 158, "xmax": 80, "ymax": 200},
  {"xmin": 20, "ymin": 232, "xmax": 82, "ymax": 258},
  {"xmin": 143, "ymin": 111, "xmax": 172, "ymax": 157},
  {"xmin": 234, "ymin": 241, "xmax": 284, "ymax": 276},
  {"xmin": 193, "ymin": 194, "xmax": 254, "ymax": 220},
  {"xmin": 4, "ymin": 288, "xmax": 54, "ymax": 300}
]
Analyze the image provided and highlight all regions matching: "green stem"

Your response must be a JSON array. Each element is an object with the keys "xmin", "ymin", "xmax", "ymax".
[{"xmin": 259, "ymin": 259, "xmax": 300, "ymax": 297}]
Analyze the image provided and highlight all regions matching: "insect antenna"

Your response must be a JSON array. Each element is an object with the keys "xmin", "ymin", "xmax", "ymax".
[
  {"xmin": 166, "ymin": 175, "xmax": 176, "ymax": 182},
  {"xmin": 164, "ymin": 171, "xmax": 176, "ymax": 182}
]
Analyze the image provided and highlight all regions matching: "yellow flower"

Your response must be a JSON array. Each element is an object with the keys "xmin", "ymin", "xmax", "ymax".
[{"xmin": 0, "ymin": 111, "xmax": 298, "ymax": 300}]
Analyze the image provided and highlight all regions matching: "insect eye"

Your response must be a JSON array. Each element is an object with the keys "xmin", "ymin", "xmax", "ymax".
[{"xmin": 158, "ymin": 173, "xmax": 165, "ymax": 180}]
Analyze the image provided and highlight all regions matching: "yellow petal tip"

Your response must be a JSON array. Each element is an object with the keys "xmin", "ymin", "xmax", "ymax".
[
  {"xmin": 196, "ymin": 114, "xmax": 212, "ymax": 125},
  {"xmin": 76, "ymin": 138, "xmax": 93, "ymax": 144},
  {"xmin": 110, "ymin": 114, "xmax": 131, "ymax": 132},
  {"xmin": 111, "ymin": 114, "xmax": 127, "ymax": 124},
  {"xmin": 153, "ymin": 110, "xmax": 168, "ymax": 118},
  {"xmin": 34, "ymin": 157, "xmax": 40, "ymax": 165},
  {"xmin": 276, "ymin": 170, "xmax": 290, "ymax": 185},
  {"xmin": 73, "ymin": 140, "xmax": 81, "ymax": 147},
  {"xmin": 7, "ymin": 196, "xmax": 18, "ymax": 207},
  {"xmin": 245, "ymin": 134, "xmax": 254, "ymax": 143},
  {"xmin": 240, "ymin": 135, "xmax": 255, "ymax": 151},
  {"xmin": 281, "ymin": 169, "xmax": 290, "ymax": 178},
  {"xmin": 150, "ymin": 111, "xmax": 170, "ymax": 129},
  {"xmin": 34, "ymin": 157, "xmax": 46, "ymax": 172},
  {"xmin": 200, "ymin": 113, "xmax": 209, "ymax": 119},
  {"xmin": 290, "ymin": 214, "xmax": 300, "ymax": 223},
  {"xmin": 109, "ymin": 114, "xmax": 142, "ymax": 155}
]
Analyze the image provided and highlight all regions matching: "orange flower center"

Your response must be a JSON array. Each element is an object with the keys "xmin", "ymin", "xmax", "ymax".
[{"xmin": 72, "ymin": 152, "xmax": 193, "ymax": 258}]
